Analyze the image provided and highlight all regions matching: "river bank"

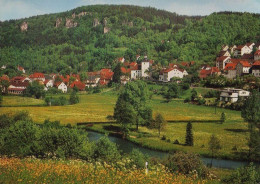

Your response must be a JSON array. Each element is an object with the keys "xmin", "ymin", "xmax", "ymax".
[{"xmin": 81, "ymin": 124, "xmax": 259, "ymax": 168}]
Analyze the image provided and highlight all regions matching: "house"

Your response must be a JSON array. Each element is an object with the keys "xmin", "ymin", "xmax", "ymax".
[
  {"xmin": 254, "ymin": 50, "xmax": 260, "ymax": 61},
  {"xmin": 70, "ymin": 81, "xmax": 86, "ymax": 91},
  {"xmin": 159, "ymin": 67, "xmax": 188, "ymax": 82},
  {"xmin": 1, "ymin": 65, "xmax": 6, "ymax": 70},
  {"xmin": 216, "ymin": 56, "xmax": 231, "ymax": 70},
  {"xmin": 11, "ymin": 76, "xmax": 31, "ymax": 83},
  {"xmin": 220, "ymin": 88, "xmax": 250, "ymax": 103},
  {"xmin": 224, "ymin": 63, "xmax": 237, "ymax": 79},
  {"xmin": 86, "ymin": 71, "xmax": 100, "ymax": 87},
  {"xmin": 229, "ymin": 45, "xmax": 237, "ymax": 54},
  {"xmin": 234, "ymin": 45, "xmax": 252, "ymax": 57},
  {"xmin": 218, "ymin": 50, "xmax": 231, "ymax": 57},
  {"xmin": 255, "ymin": 42, "xmax": 260, "ymax": 50},
  {"xmin": 236, "ymin": 61, "xmax": 251, "ymax": 76},
  {"xmin": 17, "ymin": 66, "xmax": 25, "ymax": 73},
  {"xmin": 251, "ymin": 61, "xmax": 260, "ymax": 77},
  {"xmin": 118, "ymin": 57, "xmax": 125, "ymax": 63},
  {"xmin": 221, "ymin": 45, "xmax": 229, "ymax": 51},
  {"xmin": 8, "ymin": 81, "xmax": 29, "ymax": 95},
  {"xmin": 241, "ymin": 53, "xmax": 254, "ymax": 61},
  {"xmin": 99, "ymin": 69, "xmax": 114, "ymax": 85},
  {"xmin": 246, "ymin": 43, "xmax": 255, "ymax": 50},
  {"xmin": 29, "ymin": 73, "xmax": 45, "ymax": 82},
  {"xmin": 44, "ymin": 80, "xmax": 54, "ymax": 91},
  {"xmin": 199, "ymin": 67, "xmax": 220, "ymax": 79},
  {"xmin": 54, "ymin": 82, "xmax": 67, "ymax": 93}
]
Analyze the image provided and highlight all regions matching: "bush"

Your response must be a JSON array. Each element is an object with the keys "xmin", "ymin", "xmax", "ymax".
[
  {"xmin": 173, "ymin": 139, "xmax": 179, "ymax": 144},
  {"xmin": 164, "ymin": 151, "xmax": 208, "ymax": 177},
  {"xmin": 45, "ymin": 96, "xmax": 68, "ymax": 106},
  {"xmin": 161, "ymin": 135, "xmax": 166, "ymax": 140},
  {"xmin": 128, "ymin": 149, "xmax": 148, "ymax": 169},
  {"xmin": 198, "ymin": 98, "xmax": 206, "ymax": 105},
  {"xmin": 167, "ymin": 139, "xmax": 171, "ymax": 143},
  {"xmin": 69, "ymin": 91, "xmax": 79, "ymax": 104},
  {"xmin": 222, "ymin": 163, "xmax": 260, "ymax": 184},
  {"xmin": 93, "ymin": 136, "xmax": 121, "ymax": 163},
  {"xmin": 0, "ymin": 120, "xmax": 40, "ymax": 157},
  {"xmin": 181, "ymin": 83, "xmax": 190, "ymax": 90},
  {"xmin": 184, "ymin": 97, "xmax": 191, "ymax": 103}
]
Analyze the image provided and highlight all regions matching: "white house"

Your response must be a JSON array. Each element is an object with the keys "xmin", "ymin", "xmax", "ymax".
[
  {"xmin": 216, "ymin": 56, "xmax": 231, "ymax": 70},
  {"xmin": 221, "ymin": 45, "xmax": 229, "ymax": 51},
  {"xmin": 218, "ymin": 50, "xmax": 231, "ymax": 57},
  {"xmin": 141, "ymin": 60, "xmax": 150, "ymax": 78},
  {"xmin": 234, "ymin": 45, "xmax": 252, "ymax": 57},
  {"xmin": 159, "ymin": 67, "xmax": 188, "ymax": 82},
  {"xmin": 17, "ymin": 66, "xmax": 25, "ymax": 73},
  {"xmin": 252, "ymin": 61, "xmax": 260, "ymax": 77},
  {"xmin": 230, "ymin": 45, "xmax": 237, "ymax": 54},
  {"xmin": 220, "ymin": 88, "xmax": 250, "ymax": 103},
  {"xmin": 131, "ymin": 70, "xmax": 142, "ymax": 79},
  {"xmin": 55, "ymin": 82, "xmax": 67, "ymax": 93},
  {"xmin": 246, "ymin": 43, "xmax": 255, "ymax": 51},
  {"xmin": 44, "ymin": 80, "xmax": 54, "ymax": 91}
]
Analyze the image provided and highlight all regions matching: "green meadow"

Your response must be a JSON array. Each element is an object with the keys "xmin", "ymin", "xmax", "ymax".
[{"xmin": 0, "ymin": 91, "xmax": 249, "ymax": 160}]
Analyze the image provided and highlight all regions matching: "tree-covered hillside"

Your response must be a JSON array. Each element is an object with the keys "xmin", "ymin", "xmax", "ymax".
[{"xmin": 0, "ymin": 5, "xmax": 259, "ymax": 75}]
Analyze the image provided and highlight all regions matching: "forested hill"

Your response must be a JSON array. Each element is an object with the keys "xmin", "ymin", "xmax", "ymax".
[{"xmin": 0, "ymin": 5, "xmax": 259, "ymax": 76}]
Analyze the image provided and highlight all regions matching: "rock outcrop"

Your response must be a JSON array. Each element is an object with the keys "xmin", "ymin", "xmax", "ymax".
[
  {"xmin": 104, "ymin": 26, "xmax": 110, "ymax": 34},
  {"xmin": 103, "ymin": 18, "xmax": 108, "ymax": 26},
  {"xmin": 20, "ymin": 21, "xmax": 28, "ymax": 32},
  {"xmin": 93, "ymin": 18, "xmax": 100, "ymax": 27},
  {"xmin": 55, "ymin": 18, "xmax": 62, "ymax": 28},
  {"xmin": 65, "ymin": 18, "xmax": 77, "ymax": 28}
]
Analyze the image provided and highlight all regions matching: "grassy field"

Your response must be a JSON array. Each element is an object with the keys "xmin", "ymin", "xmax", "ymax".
[
  {"xmin": 1, "ymin": 92, "xmax": 242, "ymax": 124},
  {"xmin": 0, "ymin": 157, "xmax": 223, "ymax": 184},
  {"xmin": 0, "ymin": 92, "xmax": 249, "ymax": 160},
  {"xmin": 1, "ymin": 96, "xmax": 45, "ymax": 106},
  {"xmin": 87, "ymin": 121, "xmax": 249, "ymax": 160}
]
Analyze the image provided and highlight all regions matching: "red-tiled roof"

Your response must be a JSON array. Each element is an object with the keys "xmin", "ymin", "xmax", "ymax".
[
  {"xmin": 0, "ymin": 75, "xmax": 9, "ymax": 82},
  {"xmin": 169, "ymin": 63, "xmax": 179, "ymax": 68},
  {"xmin": 70, "ymin": 81, "xmax": 85, "ymax": 91},
  {"xmin": 254, "ymin": 50, "xmax": 260, "ymax": 56},
  {"xmin": 241, "ymin": 54, "xmax": 253, "ymax": 60},
  {"xmin": 121, "ymin": 67, "xmax": 131, "ymax": 74},
  {"xmin": 239, "ymin": 61, "xmax": 251, "ymax": 67},
  {"xmin": 44, "ymin": 80, "xmax": 49, "ymax": 85},
  {"xmin": 18, "ymin": 66, "xmax": 24, "ymax": 71},
  {"xmin": 253, "ymin": 61, "xmax": 260, "ymax": 66},
  {"xmin": 199, "ymin": 67, "xmax": 219, "ymax": 78},
  {"xmin": 181, "ymin": 62, "xmax": 189, "ymax": 67},
  {"xmin": 224, "ymin": 63, "xmax": 237, "ymax": 70},
  {"xmin": 10, "ymin": 81, "xmax": 29, "ymax": 87},
  {"xmin": 8, "ymin": 88, "xmax": 25, "ymax": 91},
  {"xmin": 29, "ymin": 73, "xmax": 45, "ymax": 79},
  {"xmin": 100, "ymin": 69, "xmax": 114, "ymax": 80}
]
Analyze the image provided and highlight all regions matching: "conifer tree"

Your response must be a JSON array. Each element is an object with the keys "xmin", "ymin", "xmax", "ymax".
[{"xmin": 185, "ymin": 122, "xmax": 193, "ymax": 146}]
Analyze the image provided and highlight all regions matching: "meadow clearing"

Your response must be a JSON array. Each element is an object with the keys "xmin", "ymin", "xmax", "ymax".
[{"xmin": 0, "ymin": 89, "xmax": 249, "ymax": 160}]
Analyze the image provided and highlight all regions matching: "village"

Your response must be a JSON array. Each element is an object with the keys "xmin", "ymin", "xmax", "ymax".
[{"xmin": 0, "ymin": 42, "xmax": 260, "ymax": 104}]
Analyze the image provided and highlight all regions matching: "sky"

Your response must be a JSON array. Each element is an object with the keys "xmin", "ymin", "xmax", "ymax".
[{"xmin": 0, "ymin": 0, "xmax": 260, "ymax": 21}]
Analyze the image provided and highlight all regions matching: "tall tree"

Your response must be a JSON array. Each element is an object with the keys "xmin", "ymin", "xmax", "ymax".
[
  {"xmin": 116, "ymin": 80, "xmax": 151, "ymax": 130},
  {"xmin": 191, "ymin": 88, "xmax": 198, "ymax": 101},
  {"xmin": 25, "ymin": 81, "xmax": 45, "ymax": 99},
  {"xmin": 69, "ymin": 91, "xmax": 79, "ymax": 104},
  {"xmin": 112, "ymin": 63, "xmax": 122, "ymax": 84},
  {"xmin": 208, "ymin": 134, "xmax": 221, "ymax": 167},
  {"xmin": 185, "ymin": 122, "xmax": 193, "ymax": 146},
  {"xmin": 241, "ymin": 90, "xmax": 260, "ymax": 160},
  {"xmin": 164, "ymin": 83, "xmax": 179, "ymax": 102},
  {"xmin": 153, "ymin": 113, "xmax": 167, "ymax": 137},
  {"xmin": 114, "ymin": 95, "xmax": 136, "ymax": 138}
]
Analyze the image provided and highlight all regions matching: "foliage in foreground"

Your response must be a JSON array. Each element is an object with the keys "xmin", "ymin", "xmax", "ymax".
[{"xmin": 0, "ymin": 157, "xmax": 217, "ymax": 184}]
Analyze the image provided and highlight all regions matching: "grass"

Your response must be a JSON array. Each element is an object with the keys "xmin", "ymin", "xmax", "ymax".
[
  {"xmin": 1, "ymin": 93, "xmax": 242, "ymax": 124},
  {"xmin": 1, "ymin": 96, "xmax": 45, "ymax": 107},
  {"xmin": 87, "ymin": 121, "xmax": 249, "ymax": 161},
  {"xmin": 0, "ymin": 91, "xmax": 249, "ymax": 160},
  {"xmin": 0, "ymin": 157, "xmax": 221, "ymax": 184}
]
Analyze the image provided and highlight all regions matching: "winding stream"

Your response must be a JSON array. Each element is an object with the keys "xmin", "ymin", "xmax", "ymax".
[{"xmin": 87, "ymin": 130, "xmax": 259, "ymax": 169}]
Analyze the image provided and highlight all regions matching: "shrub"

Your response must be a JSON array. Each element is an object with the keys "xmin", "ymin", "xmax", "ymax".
[
  {"xmin": 69, "ymin": 91, "xmax": 79, "ymax": 104},
  {"xmin": 164, "ymin": 151, "xmax": 208, "ymax": 177},
  {"xmin": 161, "ymin": 135, "xmax": 166, "ymax": 140},
  {"xmin": 198, "ymin": 98, "xmax": 206, "ymax": 105},
  {"xmin": 184, "ymin": 97, "xmax": 191, "ymax": 103},
  {"xmin": 222, "ymin": 163, "xmax": 260, "ymax": 184},
  {"xmin": 93, "ymin": 136, "xmax": 121, "ymax": 163},
  {"xmin": 173, "ymin": 139, "xmax": 179, "ymax": 144},
  {"xmin": 0, "ymin": 120, "xmax": 40, "ymax": 157},
  {"xmin": 167, "ymin": 139, "xmax": 171, "ymax": 143},
  {"xmin": 128, "ymin": 149, "xmax": 148, "ymax": 169}
]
